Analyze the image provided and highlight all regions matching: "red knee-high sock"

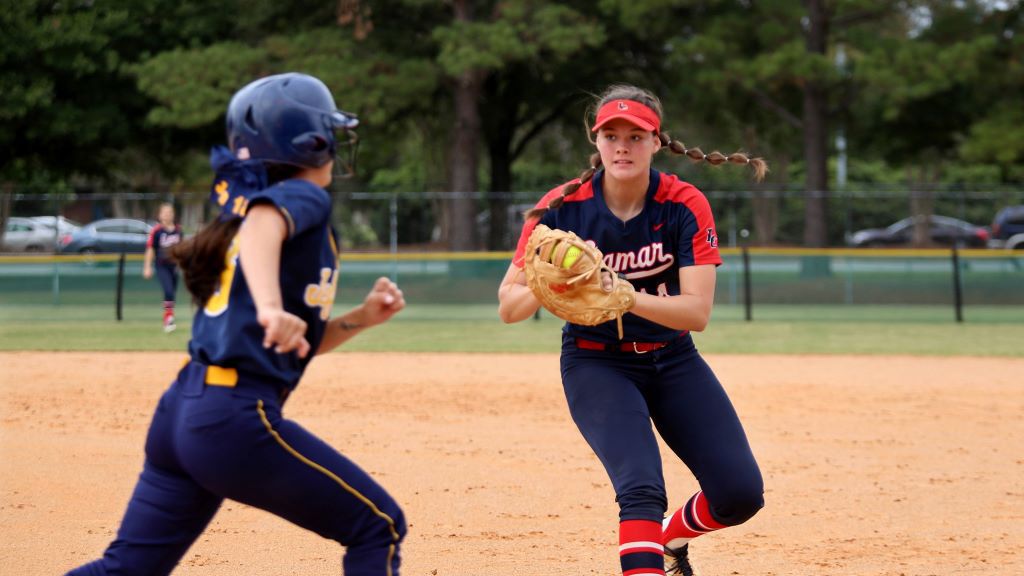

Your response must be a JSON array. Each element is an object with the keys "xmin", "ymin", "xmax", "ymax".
[
  {"xmin": 662, "ymin": 491, "xmax": 728, "ymax": 550},
  {"xmin": 619, "ymin": 519, "xmax": 666, "ymax": 576}
]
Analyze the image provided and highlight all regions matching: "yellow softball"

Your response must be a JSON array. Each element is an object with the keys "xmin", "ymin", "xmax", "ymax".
[{"xmin": 561, "ymin": 245, "xmax": 583, "ymax": 269}]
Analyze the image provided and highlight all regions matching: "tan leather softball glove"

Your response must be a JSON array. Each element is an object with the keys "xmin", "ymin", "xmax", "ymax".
[{"xmin": 523, "ymin": 225, "xmax": 635, "ymax": 339}]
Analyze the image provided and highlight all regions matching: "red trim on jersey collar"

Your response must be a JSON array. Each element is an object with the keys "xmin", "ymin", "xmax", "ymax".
[{"xmin": 592, "ymin": 100, "xmax": 660, "ymax": 133}]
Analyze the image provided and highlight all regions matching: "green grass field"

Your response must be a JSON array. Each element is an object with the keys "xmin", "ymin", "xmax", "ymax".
[
  {"xmin": 2, "ymin": 303, "xmax": 1021, "ymax": 356},
  {"xmin": 2, "ymin": 252, "xmax": 1021, "ymax": 356}
]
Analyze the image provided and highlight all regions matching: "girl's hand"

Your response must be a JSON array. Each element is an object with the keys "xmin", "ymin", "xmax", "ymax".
[
  {"xmin": 257, "ymin": 308, "xmax": 311, "ymax": 358},
  {"xmin": 142, "ymin": 266, "xmax": 152, "ymax": 280},
  {"xmin": 360, "ymin": 277, "xmax": 405, "ymax": 328}
]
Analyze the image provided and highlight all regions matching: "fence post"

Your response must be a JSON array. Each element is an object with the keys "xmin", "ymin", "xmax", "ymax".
[
  {"xmin": 52, "ymin": 257, "xmax": 61, "ymax": 306},
  {"xmin": 116, "ymin": 252, "xmax": 126, "ymax": 321},
  {"xmin": 950, "ymin": 246, "xmax": 963, "ymax": 323},
  {"xmin": 51, "ymin": 196, "xmax": 61, "ymax": 305},
  {"xmin": 389, "ymin": 194, "xmax": 398, "ymax": 282},
  {"xmin": 742, "ymin": 246, "xmax": 752, "ymax": 322}
]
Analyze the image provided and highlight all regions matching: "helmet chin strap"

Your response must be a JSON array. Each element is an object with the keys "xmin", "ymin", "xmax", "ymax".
[{"xmin": 332, "ymin": 129, "xmax": 360, "ymax": 179}]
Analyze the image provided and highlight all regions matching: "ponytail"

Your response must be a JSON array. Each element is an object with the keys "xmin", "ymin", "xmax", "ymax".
[
  {"xmin": 531, "ymin": 85, "xmax": 768, "ymax": 222},
  {"xmin": 171, "ymin": 218, "xmax": 242, "ymax": 306},
  {"xmin": 658, "ymin": 133, "xmax": 768, "ymax": 182},
  {"xmin": 525, "ymin": 153, "xmax": 603, "ymax": 220}
]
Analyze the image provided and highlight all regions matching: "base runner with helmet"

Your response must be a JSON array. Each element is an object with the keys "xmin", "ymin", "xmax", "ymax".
[
  {"xmin": 66, "ymin": 73, "xmax": 407, "ymax": 576},
  {"xmin": 498, "ymin": 84, "xmax": 767, "ymax": 575}
]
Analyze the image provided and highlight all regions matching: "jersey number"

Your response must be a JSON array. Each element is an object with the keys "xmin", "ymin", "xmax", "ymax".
[
  {"xmin": 231, "ymin": 196, "xmax": 249, "ymax": 217},
  {"xmin": 203, "ymin": 234, "xmax": 241, "ymax": 317},
  {"xmin": 215, "ymin": 180, "xmax": 249, "ymax": 217}
]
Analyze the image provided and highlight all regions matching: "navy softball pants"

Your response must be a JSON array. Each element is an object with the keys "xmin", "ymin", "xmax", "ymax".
[
  {"xmin": 154, "ymin": 262, "xmax": 177, "ymax": 302},
  {"xmin": 67, "ymin": 362, "xmax": 405, "ymax": 576},
  {"xmin": 560, "ymin": 334, "xmax": 763, "ymax": 526}
]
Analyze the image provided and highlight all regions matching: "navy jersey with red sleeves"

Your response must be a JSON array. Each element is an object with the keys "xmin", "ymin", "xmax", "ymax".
[
  {"xmin": 188, "ymin": 178, "xmax": 339, "ymax": 390},
  {"xmin": 513, "ymin": 169, "xmax": 721, "ymax": 342},
  {"xmin": 147, "ymin": 224, "xmax": 183, "ymax": 264}
]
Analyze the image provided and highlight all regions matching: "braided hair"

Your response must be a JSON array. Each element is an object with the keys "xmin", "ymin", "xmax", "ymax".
[{"xmin": 527, "ymin": 85, "xmax": 767, "ymax": 220}]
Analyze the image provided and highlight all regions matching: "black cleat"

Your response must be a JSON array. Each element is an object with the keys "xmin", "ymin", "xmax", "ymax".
[{"xmin": 665, "ymin": 543, "xmax": 696, "ymax": 576}]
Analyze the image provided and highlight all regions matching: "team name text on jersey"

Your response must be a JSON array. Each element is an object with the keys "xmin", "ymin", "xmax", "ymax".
[
  {"xmin": 601, "ymin": 242, "xmax": 675, "ymax": 280},
  {"xmin": 304, "ymin": 267, "xmax": 339, "ymax": 320}
]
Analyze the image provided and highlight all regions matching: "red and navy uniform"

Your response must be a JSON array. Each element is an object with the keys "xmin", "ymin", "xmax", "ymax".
[
  {"xmin": 514, "ymin": 169, "xmax": 722, "ymax": 343},
  {"xmin": 69, "ymin": 179, "xmax": 405, "ymax": 576},
  {"xmin": 147, "ymin": 224, "xmax": 183, "ymax": 263},
  {"xmin": 147, "ymin": 224, "xmax": 182, "ymax": 303},
  {"xmin": 513, "ymin": 169, "xmax": 762, "ymax": 576}
]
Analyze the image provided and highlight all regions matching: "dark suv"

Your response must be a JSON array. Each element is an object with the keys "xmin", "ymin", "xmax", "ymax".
[{"xmin": 990, "ymin": 205, "xmax": 1024, "ymax": 250}]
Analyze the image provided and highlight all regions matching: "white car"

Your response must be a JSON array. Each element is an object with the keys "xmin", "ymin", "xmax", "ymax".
[
  {"xmin": 2, "ymin": 217, "xmax": 62, "ymax": 252},
  {"xmin": 30, "ymin": 216, "xmax": 83, "ymax": 236}
]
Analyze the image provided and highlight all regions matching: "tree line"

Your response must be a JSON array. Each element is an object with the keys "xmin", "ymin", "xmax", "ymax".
[{"xmin": 2, "ymin": 0, "xmax": 1022, "ymax": 248}]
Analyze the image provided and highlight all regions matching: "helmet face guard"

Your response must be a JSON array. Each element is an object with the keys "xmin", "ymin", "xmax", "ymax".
[{"xmin": 329, "ymin": 111, "xmax": 359, "ymax": 179}]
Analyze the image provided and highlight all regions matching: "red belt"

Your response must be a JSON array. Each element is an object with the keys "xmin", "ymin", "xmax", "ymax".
[{"xmin": 575, "ymin": 337, "xmax": 671, "ymax": 354}]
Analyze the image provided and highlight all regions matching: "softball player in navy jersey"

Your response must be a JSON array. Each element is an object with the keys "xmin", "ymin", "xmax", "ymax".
[
  {"xmin": 143, "ymin": 203, "xmax": 183, "ymax": 332},
  {"xmin": 67, "ymin": 73, "xmax": 407, "ymax": 576},
  {"xmin": 499, "ymin": 85, "xmax": 767, "ymax": 576}
]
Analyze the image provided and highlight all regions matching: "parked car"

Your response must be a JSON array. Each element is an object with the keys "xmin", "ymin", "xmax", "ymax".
[
  {"xmin": 30, "ymin": 216, "xmax": 83, "ymax": 235},
  {"xmin": 989, "ymin": 205, "xmax": 1024, "ymax": 250},
  {"xmin": 847, "ymin": 215, "xmax": 990, "ymax": 248},
  {"xmin": 59, "ymin": 218, "xmax": 154, "ymax": 254},
  {"xmin": 2, "ymin": 217, "xmax": 62, "ymax": 252}
]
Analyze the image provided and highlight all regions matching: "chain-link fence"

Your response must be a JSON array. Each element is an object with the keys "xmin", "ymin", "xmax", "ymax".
[
  {"xmin": 2, "ymin": 187, "xmax": 1023, "ymax": 255},
  {"xmin": 2, "ymin": 188, "xmax": 1021, "ymax": 334}
]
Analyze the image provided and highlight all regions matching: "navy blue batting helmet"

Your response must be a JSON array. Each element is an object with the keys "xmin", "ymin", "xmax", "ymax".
[{"xmin": 226, "ymin": 73, "xmax": 359, "ymax": 170}]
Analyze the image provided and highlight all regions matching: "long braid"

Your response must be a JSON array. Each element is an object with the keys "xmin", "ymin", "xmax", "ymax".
[
  {"xmin": 527, "ymin": 84, "xmax": 767, "ymax": 221},
  {"xmin": 659, "ymin": 133, "xmax": 768, "ymax": 182},
  {"xmin": 525, "ymin": 152, "xmax": 602, "ymax": 220}
]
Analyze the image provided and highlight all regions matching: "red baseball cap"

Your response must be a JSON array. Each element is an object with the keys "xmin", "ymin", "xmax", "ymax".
[{"xmin": 592, "ymin": 99, "xmax": 661, "ymax": 133}]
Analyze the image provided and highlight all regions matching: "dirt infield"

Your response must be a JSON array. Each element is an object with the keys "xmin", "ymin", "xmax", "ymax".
[{"xmin": 1, "ymin": 352, "xmax": 1021, "ymax": 576}]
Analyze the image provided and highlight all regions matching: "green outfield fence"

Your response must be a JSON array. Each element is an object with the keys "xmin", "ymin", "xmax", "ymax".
[{"xmin": 0, "ymin": 248, "xmax": 1021, "ymax": 324}]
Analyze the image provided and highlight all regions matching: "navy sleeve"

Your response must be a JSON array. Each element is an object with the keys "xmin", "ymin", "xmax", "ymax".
[{"xmin": 248, "ymin": 179, "xmax": 331, "ymax": 238}]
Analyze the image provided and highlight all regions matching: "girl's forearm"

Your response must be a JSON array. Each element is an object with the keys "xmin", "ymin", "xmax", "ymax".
[{"xmin": 629, "ymin": 292, "xmax": 713, "ymax": 332}]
